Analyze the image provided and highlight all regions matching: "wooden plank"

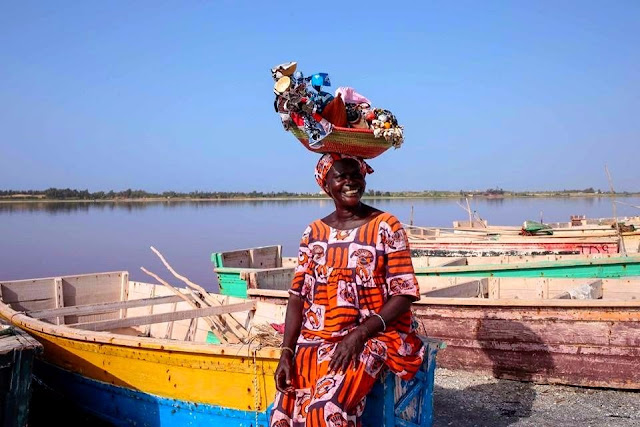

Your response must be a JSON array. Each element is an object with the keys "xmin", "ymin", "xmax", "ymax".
[
  {"xmin": 282, "ymin": 257, "xmax": 298, "ymax": 268},
  {"xmin": 247, "ymin": 289, "xmax": 289, "ymax": 298},
  {"xmin": 536, "ymin": 278, "xmax": 549, "ymax": 299},
  {"xmin": 432, "ymin": 344, "xmax": 638, "ymax": 389},
  {"xmin": 610, "ymin": 322, "xmax": 640, "ymax": 347},
  {"xmin": 0, "ymin": 319, "xmax": 42, "ymax": 427},
  {"xmin": 146, "ymin": 247, "xmax": 250, "ymax": 343},
  {"xmin": 185, "ymin": 318, "xmax": 198, "ymax": 341},
  {"xmin": 276, "ymin": 245, "xmax": 283, "ymax": 268},
  {"xmin": 164, "ymin": 302, "xmax": 178, "ymax": 339},
  {"xmin": 413, "ymin": 297, "xmax": 640, "ymax": 309},
  {"xmin": 601, "ymin": 278, "xmax": 640, "ymax": 300},
  {"xmin": 242, "ymin": 268, "xmax": 294, "ymax": 291},
  {"xmin": 250, "ymin": 246, "xmax": 280, "ymax": 269},
  {"xmin": 417, "ymin": 276, "xmax": 461, "ymax": 294},
  {"xmin": 62, "ymin": 272, "xmax": 123, "ymax": 324},
  {"xmin": 488, "ymin": 277, "xmax": 500, "ymax": 299},
  {"xmin": 553, "ymin": 280, "xmax": 603, "ymax": 300},
  {"xmin": 27, "ymin": 294, "xmax": 194, "ymax": 319},
  {"xmin": 71, "ymin": 301, "xmax": 257, "ymax": 332},
  {"xmin": 120, "ymin": 272, "xmax": 129, "ymax": 319},
  {"xmin": 436, "ymin": 257, "xmax": 467, "ymax": 267},
  {"xmin": 54, "ymin": 277, "xmax": 64, "ymax": 325},
  {"xmin": 0, "ymin": 278, "xmax": 56, "ymax": 312},
  {"xmin": 144, "ymin": 283, "xmax": 157, "ymax": 337},
  {"xmin": 251, "ymin": 301, "xmax": 287, "ymax": 326},
  {"xmin": 140, "ymin": 267, "xmax": 231, "ymax": 344},
  {"xmin": 421, "ymin": 278, "xmax": 488, "ymax": 298},
  {"xmin": 221, "ymin": 249, "xmax": 252, "ymax": 268}
]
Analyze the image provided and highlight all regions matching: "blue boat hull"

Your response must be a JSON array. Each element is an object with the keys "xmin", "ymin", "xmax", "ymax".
[{"xmin": 34, "ymin": 361, "xmax": 272, "ymax": 427}]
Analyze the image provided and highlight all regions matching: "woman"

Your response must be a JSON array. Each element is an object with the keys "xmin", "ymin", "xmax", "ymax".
[{"xmin": 270, "ymin": 153, "xmax": 425, "ymax": 427}]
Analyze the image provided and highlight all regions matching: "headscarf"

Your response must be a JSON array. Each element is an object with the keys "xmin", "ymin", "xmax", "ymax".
[{"xmin": 314, "ymin": 153, "xmax": 374, "ymax": 192}]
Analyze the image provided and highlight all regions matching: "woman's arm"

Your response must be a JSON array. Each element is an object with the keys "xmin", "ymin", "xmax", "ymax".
[
  {"xmin": 328, "ymin": 294, "xmax": 413, "ymax": 374},
  {"xmin": 274, "ymin": 294, "xmax": 304, "ymax": 393},
  {"xmin": 281, "ymin": 293, "xmax": 304, "ymax": 351}
]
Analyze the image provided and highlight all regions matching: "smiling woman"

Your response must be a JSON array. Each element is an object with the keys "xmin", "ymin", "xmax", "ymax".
[{"xmin": 270, "ymin": 154, "xmax": 426, "ymax": 427}]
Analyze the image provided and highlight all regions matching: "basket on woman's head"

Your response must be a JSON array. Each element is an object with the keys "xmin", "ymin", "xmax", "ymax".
[{"xmin": 271, "ymin": 62, "xmax": 405, "ymax": 159}]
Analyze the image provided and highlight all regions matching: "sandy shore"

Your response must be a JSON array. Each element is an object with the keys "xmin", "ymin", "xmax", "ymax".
[{"xmin": 434, "ymin": 368, "xmax": 640, "ymax": 426}]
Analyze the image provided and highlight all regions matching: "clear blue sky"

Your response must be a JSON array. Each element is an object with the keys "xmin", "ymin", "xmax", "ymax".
[{"xmin": 1, "ymin": 1, "xmax": 638, "ymax": 193}]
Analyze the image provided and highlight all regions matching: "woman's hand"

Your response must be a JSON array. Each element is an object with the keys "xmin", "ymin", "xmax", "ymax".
[
  {"xmin": 274, "ymin": 353, "xmax": 295, "ymax": 394},
  {"xmin": 328, "ymin": 327, "xmax": 368, "ymax": 374}
]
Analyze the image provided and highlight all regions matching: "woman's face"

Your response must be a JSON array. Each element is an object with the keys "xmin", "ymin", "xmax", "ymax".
[{"xmin": 324, "ymin": 158, "xmax": 366, "ymax": 208}]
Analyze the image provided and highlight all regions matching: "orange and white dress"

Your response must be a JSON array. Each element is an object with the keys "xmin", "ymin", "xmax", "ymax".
[{"xmin": 270, "ymin": 212, "xmax": 425, "ymax": 427}]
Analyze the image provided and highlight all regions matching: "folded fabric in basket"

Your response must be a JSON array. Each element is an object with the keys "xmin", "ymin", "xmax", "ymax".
[
  {"xmin": 303, "ymin": 114, "xmax": 333, "ymax": 148},
  {"xmin": 335, "ymin": 86, "xmax": 371, "ymax": 106},
  {"xmin": 320, "ymin": 94, "xmax": 348, "ymax": 127}
]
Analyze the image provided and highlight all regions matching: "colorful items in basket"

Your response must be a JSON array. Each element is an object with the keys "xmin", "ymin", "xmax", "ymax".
[
  {"xmin": 271, "ymin": 61, "xmax": 404, "ymax": 150},
  {"xmin": 368, "ymin": 109, "xmax": 404, "ymax": 145}
]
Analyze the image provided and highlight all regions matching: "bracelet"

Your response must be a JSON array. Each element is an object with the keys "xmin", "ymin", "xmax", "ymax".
[
  {"xmin": 372, "ymin": 313, "xmax": 386, "ymax": 331},
  {"xmin": 281, "ymin": 346, "xmax": 295, "ymax": 356}
]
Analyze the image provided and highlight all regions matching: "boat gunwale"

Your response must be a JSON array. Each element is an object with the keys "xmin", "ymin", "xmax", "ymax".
[
  {"xmin": 406, "ymin": 235, "xmax": 621, "ymax": 243},
  {"xmin": 414, "ymin": 255, "xmax": 640, "ymax": 274},
  {"xmin": 413, "ymin": 297, "xmax": 640, "ymax": 308},
  {"xmin": 245, "ymin": 289, "xmax": 640, "ymax": 308},
  {"xmin": 0, "ymin": 279, "xmax": 282, "ymax": 359}
]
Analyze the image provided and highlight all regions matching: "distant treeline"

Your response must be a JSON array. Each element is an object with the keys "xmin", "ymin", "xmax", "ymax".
[
  {"xmin": 0, "ymin": 186, "xmax": 636, "ymax": 201},
  {"xmin": 0, "ymin": 188, "xmax": 323, "ymax": 200}
]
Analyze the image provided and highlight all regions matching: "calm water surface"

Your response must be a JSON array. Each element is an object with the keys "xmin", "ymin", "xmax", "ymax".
[{"xmin": 1, "ymin": 197, "xmax": 639, "ymax": 291}]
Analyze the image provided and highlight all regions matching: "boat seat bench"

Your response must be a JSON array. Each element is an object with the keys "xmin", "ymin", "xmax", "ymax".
[
  {"xmin": 68, "ymin": 301, "xmax": 256, "ymax": 332},
  {"xmin": 26, "ymin": 294, "xmax": 198, "ymax": 320}
]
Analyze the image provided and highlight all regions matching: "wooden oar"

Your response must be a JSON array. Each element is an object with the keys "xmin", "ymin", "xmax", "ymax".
[
  {"xmin": 140, "ymin": 267, "xmax": 230, "ymax": 344},
  {"xmin": 149, "ymin": 246, "xmax": 249, "ymax": 341}
]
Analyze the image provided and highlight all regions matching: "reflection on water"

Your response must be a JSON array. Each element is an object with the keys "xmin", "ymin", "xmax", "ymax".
[
  {"xmin": 1, "ymin": 197, "xmax": 638, "ymax": 290},
  {"xmin": 0, "ymin": 199, "xmax": 338, "ymax": 215},
  {"xmin": 483, "ymin": 197, "xmax": 505, "ymax": 205}
]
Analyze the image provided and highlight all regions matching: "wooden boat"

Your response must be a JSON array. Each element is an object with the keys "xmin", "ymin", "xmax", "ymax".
[
  {"xmin": 212, "ymin": 246, "xmax": 640, "ymax": 297},
  {"xmin": 246, "ymin": 276, "xmax": 640, "ymax": 389},
  {"xmin": 406, "ymin": 231, "xmax": 622, "ymax": 257},
  {"xmin": 416, "ymin": 276, "xmax": 640, "ymax": 389},
  {"xmin": 453, "ymin": 214, "xmax": 640, "ymax": 232},
  {"xmin": 414, "ymin": 255, "xmax": 640, "ymax": 279},
  {"xmin": 436, "ymin": 216, "xmax": 640, "ymax": 254},
  {"xmin": 0, "ymin": 271, "xmax": 442, "ymax": 426},
  {"xmin": 0, "ymin": 320, "xmax": 42, "ymax": 427},
  {"xmin": 418, "ymin": 222, "xmax": 640, "ymax": 240},
  {"xmin": 212, "ymin": 245, "xmax": 297, "ymax": 298}
]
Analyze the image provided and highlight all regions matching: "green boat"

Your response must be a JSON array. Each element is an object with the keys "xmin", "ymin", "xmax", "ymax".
[
  {"xmin": 212, "ymin": 245, "xmax": 295, "ymax": 298},
  {"xmin": 415, "ymin": 255, "xmax": 640, "ymax": 278},
  {"xmin": 212, "ymin": 246, "xmax": 640, "ymax": 298}
]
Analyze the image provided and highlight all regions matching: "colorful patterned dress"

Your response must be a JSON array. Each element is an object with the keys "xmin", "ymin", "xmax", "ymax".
[{"xmin": 270, "ymin": 212, "xmax": 425, "ymax": 427}]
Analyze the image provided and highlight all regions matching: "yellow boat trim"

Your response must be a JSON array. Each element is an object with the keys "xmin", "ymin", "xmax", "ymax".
[{"xmin": 26, "ymin": 326, "xmax": 278, "ymax": 411}]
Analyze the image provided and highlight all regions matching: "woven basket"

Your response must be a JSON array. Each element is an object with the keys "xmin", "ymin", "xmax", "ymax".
[{"xmin": 290, "ymin": 126, "xmax": 392, "ymax": 159}]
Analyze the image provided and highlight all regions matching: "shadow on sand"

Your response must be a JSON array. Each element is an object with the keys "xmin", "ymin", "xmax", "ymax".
[{"xmin": 433, "ymin": 318, "xmax": 555, "ymax": 427}]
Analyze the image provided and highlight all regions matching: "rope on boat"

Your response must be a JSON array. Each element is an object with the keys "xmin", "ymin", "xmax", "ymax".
[
  {"xmin": 247, "ymin": 323, "xmax": 284, "ymax": 348},
  {"xmin": 253, "ymin": 349, "xmax": 260, "ymax": 427}
]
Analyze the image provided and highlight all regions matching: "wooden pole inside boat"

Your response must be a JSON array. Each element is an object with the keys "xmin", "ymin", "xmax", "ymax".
[
  {"xmin": 409, "ymin": 205, "xmax": 414, "ymax": 226},
  {"xmin": 466, "ymin": 197, "xmax": 473, "ymax": 228},
  {"xmin": 149, "ymin": 246, "xmax": 249, "ymax": 340},
  {"xmin": 139, "ymin": 267, "xmax": 229, "ymax": 343},
  {"xmin": 605, "ymin": 165, "xmax": 627, "ymax": 256}
]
